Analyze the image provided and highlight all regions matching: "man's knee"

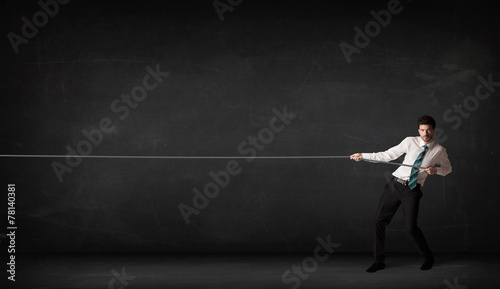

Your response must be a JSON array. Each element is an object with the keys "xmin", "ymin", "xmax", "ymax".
[{"xmin": 375, "ymin": 218, "xmax": 389, "ymax": 228}]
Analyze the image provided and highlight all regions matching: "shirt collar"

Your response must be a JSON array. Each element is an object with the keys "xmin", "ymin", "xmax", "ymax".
[{"xmin": 418, "ymin": 137, "xmax": 435, "ymax": 150}]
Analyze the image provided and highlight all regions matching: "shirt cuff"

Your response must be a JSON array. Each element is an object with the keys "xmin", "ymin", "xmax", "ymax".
[{"xmin": 436, "ymin": 167, "xmax": 448, "ymax": 175}]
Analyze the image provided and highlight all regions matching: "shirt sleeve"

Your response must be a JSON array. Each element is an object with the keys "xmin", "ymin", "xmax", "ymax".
[
  {"xmin": 362, "ymin": 137, "xmax": 408, "ymax": 162},
  {"xmin": 436, "ymin": 149, "xmax": 452, "ymax": 176}
]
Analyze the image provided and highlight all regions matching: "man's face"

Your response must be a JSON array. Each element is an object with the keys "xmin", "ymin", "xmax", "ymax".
[{"xmin": 418, "ymin": 124, "xmax": 435, "ymax": 143}]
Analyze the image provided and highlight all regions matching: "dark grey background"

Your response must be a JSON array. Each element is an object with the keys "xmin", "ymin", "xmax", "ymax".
[{"xmin": 1, "ymin": 0, "xmax": 499, "ymax": 253}]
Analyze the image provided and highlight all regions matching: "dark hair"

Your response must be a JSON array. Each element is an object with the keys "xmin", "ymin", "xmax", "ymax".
[{"xmin": 417, "ymin": 115, "xmax": 436, "ymax": 129}]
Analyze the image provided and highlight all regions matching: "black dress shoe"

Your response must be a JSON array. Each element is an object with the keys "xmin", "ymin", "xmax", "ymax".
[
  {"xmin": 366, "ymin": 262, "xmax": 385, "ymax": 273},
  {"xmin": 420, "ymin": 257, "xmax": 434, "ymax": 270}
]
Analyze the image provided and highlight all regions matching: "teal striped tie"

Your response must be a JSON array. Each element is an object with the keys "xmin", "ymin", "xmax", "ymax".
[{"xmin": 408, "ymin": 145, "xmax": 428, "ymax": 189}]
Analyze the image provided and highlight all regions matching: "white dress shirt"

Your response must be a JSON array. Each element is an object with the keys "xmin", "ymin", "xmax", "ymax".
[{"xmin": 362, "ymin": 137, "xmax": 452, "ymax": 186}]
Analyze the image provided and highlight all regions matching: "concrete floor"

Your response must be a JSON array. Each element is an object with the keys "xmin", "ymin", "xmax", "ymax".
[{"xmin": 6, "ymin": 253, "xmax": 500, "ymax": 288}]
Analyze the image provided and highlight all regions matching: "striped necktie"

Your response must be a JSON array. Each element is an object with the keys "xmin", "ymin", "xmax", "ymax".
[{"xmin": 408, "ymin": 145, "xmax": 428, "ymax": 189}]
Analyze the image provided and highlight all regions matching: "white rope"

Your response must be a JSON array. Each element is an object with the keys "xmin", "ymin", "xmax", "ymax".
[
  {"xmin": 0, "ymin": 154, "xmax": 350, "ymax": 159},
  {"xmin": 0, "ymin": 154, "xmax": 425, "ymax": 169}
]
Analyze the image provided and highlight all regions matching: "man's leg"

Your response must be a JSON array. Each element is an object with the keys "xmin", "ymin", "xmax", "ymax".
[
  {"xmin": 368, "ymin": 180, "xmax": 401, "ymax": 272},
  {"xmin": 401, "ymin": 185, "xmax": 434, "ymax": 270}
]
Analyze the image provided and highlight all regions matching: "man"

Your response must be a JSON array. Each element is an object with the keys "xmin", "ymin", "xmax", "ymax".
[{"xmin": 350, "ymin": 115, "xmax": 452, "ymax": 273}]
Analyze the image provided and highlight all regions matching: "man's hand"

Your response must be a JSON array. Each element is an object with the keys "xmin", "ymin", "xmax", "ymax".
[
  {"xmin": 350, "ymin": 153, "xmax": 363, "ymax": 161},
  {"xmin": 425, "ymin": 166, "xmax": 437, "ymax": 175}
]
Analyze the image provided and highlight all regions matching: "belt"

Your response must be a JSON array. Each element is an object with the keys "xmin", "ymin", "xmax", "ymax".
[{"xmin": 393, "ymin": 176, "xmax": 409, "ymax": 186}]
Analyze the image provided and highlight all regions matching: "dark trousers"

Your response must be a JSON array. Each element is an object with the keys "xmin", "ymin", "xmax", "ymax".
[{"xmin": 373, "ymin": 178, "xmax": 433, "ymax": 263}]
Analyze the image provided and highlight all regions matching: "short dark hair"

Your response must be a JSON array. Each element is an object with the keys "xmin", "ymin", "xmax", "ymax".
[{"xmin": 417, "ymin": 115, "xmax": 436, "ymax": 129}]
